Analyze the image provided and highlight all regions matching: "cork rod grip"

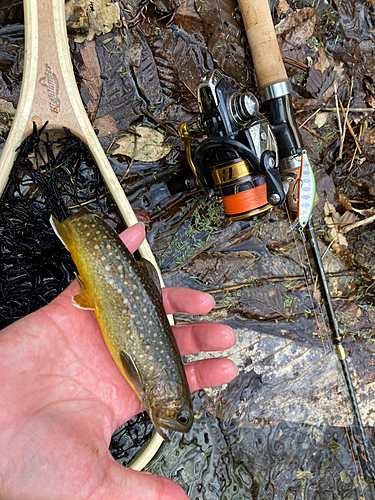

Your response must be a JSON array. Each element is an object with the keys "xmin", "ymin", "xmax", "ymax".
[{"xmin": 237, "ymin": 0, "xmax": 287, "ymax": 90}]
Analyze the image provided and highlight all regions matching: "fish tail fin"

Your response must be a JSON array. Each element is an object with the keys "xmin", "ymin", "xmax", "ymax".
[{"xmin": 50, "ymin": 215, "xmax": 73, "ymax": 252}]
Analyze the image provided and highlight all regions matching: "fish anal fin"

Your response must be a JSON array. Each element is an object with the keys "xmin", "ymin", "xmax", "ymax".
[
  {"xmin": 72, "ymin": 288, "xmax": 96, "ymax": 310},
  {"xmin": 120, "ymin": 351, "xmax": 144, "ymax": 397},
  {"xmin": 50, "ymin": 215, "xmax": 73, "ymax": 252}
]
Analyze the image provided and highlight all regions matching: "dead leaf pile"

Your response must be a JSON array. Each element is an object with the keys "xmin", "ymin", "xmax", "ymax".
[
  {"xmin": 65, "ymin": 0, "xmax": 121, "ymax": 43},
  {"xmin": 323, "ymin": 200, "xmax": 354, "ymax": 256},
  {"xmin": 111, "ymin": 126, "xmax": 171, "ymax": 162}
]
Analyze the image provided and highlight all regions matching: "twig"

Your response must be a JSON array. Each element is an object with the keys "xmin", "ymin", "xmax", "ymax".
[
  {"xmin": 106, "ymin": 136, "xmax": 117, "ymax": 154},
  {"xmin": 282, "ymin": 55, "xmax": 308, "ymax": 70},
  {"xmin": 338, "ymin": 80, "xmax": 352, "ymax": 159},
  {"xmin": 348, "ymin": 122, "xmax": 364, "ymax": 172},
  {"xmin": 179, "ymin": 77, "xmax": 197, "ymax": 99},
  {"xmin": 298, "ymin": 107, "xmax": 323, "ymax": 129},
  {"xmin": 296, "ymin": 121, "xmax": 329, "ymax": 143},
  {"xmin": 68, "ymin": 194, "xmax": 107, "ymax": 210},
  {"xmin": 321, "ymin": 238, "xmax": 335, "ymax": 260},
  {"xmin": 323, "ymin": 107, "xmax": 375, "ymax": 112},
  {"xmin": 338, "ymin": 81, "xmax": 362, "ymax": 155},
  {"xmin": 121, "ymin": 126, "xmax": 141, "ymax": 181},
  {"xmin": 342, "ymin": 213, "xmax": 375, "ymax": 234},
  {"xmin": 334, "ymin": 83, "xmax": 343, "ymax": 159}
]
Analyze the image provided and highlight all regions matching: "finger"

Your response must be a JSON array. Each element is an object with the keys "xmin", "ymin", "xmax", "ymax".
[
  {"xmin": 105, "ymin": 461, "xmax": 189, "ymax": 500},
  {"xmin": 119, "ymin": 223, "xmax": 146, "ymax": 253},
  {"xmin": 173, "ymin": 322, "xmax": 236, "ymax": 356},
  {"xmin": 162, "ymin": 287, "xmax": 215, "ymax": 315},
  {"xmin": 185, "ymin": 358, "xmax": 238, "ymax": 392}
]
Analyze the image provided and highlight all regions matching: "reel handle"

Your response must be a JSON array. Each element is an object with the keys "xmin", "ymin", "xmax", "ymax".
[{"xmin": 237, "ymin": 0, "xmax": 287, "ymax": 91}]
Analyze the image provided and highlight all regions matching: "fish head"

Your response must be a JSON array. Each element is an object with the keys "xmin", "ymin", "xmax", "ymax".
[{"xmin": 145, "ymin": 380, "xmax": 194, "ymax": 441}]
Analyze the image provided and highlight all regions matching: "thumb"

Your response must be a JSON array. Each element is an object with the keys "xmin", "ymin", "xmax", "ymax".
[{"xmin": 102, "ymin": 460, "xmax": 190, "ymax": 500}]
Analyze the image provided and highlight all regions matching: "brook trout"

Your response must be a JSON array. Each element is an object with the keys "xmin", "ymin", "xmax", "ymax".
[{"xmin": 50, "ymin": 209, "xmax": 193, "ymax": 440}]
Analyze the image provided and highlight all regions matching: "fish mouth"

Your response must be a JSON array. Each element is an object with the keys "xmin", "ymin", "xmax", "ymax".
[{"xmin": 150, "ymin": 415, "xmax": 192, "ymax": 441}]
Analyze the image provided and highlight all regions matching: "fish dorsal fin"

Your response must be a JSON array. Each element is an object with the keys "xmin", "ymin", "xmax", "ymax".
[
  {"xmin": 50, "ymin": 215, "xmax": 73, "ymax": 252},
  {"xmin": 72, "ymin": 288, "xmax": 96, "ymax": 310},
  {"xmin": 120, "ymin": 350, "xmax": 144, "ymax": 397},
  {"xmin": 138, "ymin": 258, "xmax": 162, "ymax": 294}
]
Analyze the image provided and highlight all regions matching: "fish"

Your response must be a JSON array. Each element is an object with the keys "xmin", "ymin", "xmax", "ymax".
[{"xmin": 50, "ymin": 208, "xmax": 193, "ymax": 440}]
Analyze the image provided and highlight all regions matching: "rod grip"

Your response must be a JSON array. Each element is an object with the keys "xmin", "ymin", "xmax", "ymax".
[{"xmin": 238, "ymin": 0, "xmax": 288, "ymax": 90}]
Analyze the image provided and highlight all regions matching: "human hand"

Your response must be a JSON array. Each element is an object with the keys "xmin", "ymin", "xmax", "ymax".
[{"xmin": 0, "ymin": 223, "xmax": 237, "ymax": 500}]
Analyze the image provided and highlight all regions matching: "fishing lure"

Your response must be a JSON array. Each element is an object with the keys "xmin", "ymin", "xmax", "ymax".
[{"xmin": 287, "ymin": 151, "xmax": 316, "ymax": 233}]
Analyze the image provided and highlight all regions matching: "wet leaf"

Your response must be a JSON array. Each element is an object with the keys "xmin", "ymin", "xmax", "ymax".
[
  {"xmin": 363, "ymin": 125, "xmax": 375, "ymax": 146},
  {"xmin": 342, "ymin": 213, "xmax": 375, "ymax": 234},
  {"xmin": 88, "ymin": 32, "xmax": 144, "ymax": 138},
  {"xmin": 65, "ymin": 0, "xmax": 121, "ymax": 43},
  {"xmin": 338, "ymin": 211, "xmax": 358, "ymax": 227},
  {"xmin": 339, "ymin": 194, "xmax": 353, "ymax": 211},
  {"xmin": 151, "ymin": 0, "xmax": 181, "ymax": 12},
  {"xmin": 0, "ymin": 98, "xmax": 15, "ymax": 115},
  {"xmin": 323, "ymin": 201, "xmax": 351, "ymax": 255},
  {"xmin": 340, "ymin": 2, "xmax": 373, "ymax": 43},
  {"xmin": 305, "ymin": 47, "xmax": 334, "ymax": 99},
  {"xmin": 314, "ymin": 46, "xmax": 331, "ymax": 73},
  {"xmin": 94, "ymin": 114, "xmax": 119, "ymax": 138},
  {"xmin": 195, "ymin": 0, "xmax": 247, "ymax": 84},
  {"xmin": 314, "ymin": 112, "xmax": 328, "ymax": 128},
  {"xmin": 77, "ymin": 41, "xmax": 102, "ymax": 121},
  {"xmin": 175, "ymin": 0, "xmax": 204, "ymax": 34},
  {"xmin": 135, "ymin": 23, "xmax": 213, "ymax": 117},
  {"xmin": 112, "ymin": 126, "xmax": 171, "ymax": 162},
  {"xmin": 276, "ymin": 0, "xmax": 292, "ymax": 17},
  {"xmin": 275, "ymin": 7, "xmax": 316, "ymax": 46}
]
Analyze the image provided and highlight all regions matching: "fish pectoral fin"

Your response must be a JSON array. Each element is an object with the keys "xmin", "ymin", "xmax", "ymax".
[
  {"xmin": 120, "ymin": 351, "xmax": 144, "ymax": 396},
  {"xmin": 50, "ymin": 215, "xmax": 73, "ymax": 252},
  {"xmin": 138, "ymin": 259, "xmax": 162, "ymax": 294},
  {"xmin": 74, "ymin": 272, "xmax": 86, "ymax": 291},
  {"xmin": 72, "ymin": 288, "xmax": 96, "ymax": 310}
]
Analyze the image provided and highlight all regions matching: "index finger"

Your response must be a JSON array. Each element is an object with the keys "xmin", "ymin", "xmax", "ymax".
[
  {"xmin": 162, "ymin": 287, "xmax": 215, "ymax": 315},
  {"xmin": 119, "ymin": 223, "xmax": 146, "ymax": 254}
]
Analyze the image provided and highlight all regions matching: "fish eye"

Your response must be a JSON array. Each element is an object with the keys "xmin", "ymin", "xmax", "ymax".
[{"xmin": 177, "ymin": 411, "xmax": 191, "ymax": 425}]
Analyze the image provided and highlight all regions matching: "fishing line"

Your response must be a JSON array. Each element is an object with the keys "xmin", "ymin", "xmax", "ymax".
[{"xmin": 285, "ymin": 203, "xmax": 374, "ymax": 494}]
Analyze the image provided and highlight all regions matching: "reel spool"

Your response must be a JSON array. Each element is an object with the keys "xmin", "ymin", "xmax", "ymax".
[{"xmin": 178, "ymin": 70, "xmax": 286, "ymax": 221}]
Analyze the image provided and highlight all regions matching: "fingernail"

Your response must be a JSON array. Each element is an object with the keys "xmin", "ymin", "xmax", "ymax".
[
  {"xmin": 205, "ymin": 293, "xmax": 215, "ymax": 308},
  {"xmin": 227, "ymin": 326, "xmax": 237, "ymax": 345}
]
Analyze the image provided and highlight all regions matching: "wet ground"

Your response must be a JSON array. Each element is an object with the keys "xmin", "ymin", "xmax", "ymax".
[{"xmin": 1, "ymin": 0, "xmax": 375, "ymax": 498}]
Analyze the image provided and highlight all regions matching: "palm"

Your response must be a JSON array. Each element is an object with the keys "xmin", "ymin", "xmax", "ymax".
[{"xmin": 0, "ymin": 225, "xmax": 237, "ymax": 500}]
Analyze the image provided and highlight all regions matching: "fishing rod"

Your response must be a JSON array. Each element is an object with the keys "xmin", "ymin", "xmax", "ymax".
[
  {"xmin": 238, "ymin": 0, "xmax": 375, "ymax": 484},
  {"xmin": 174, "ymin": 0, "xmax": 375, "ymax": 488}
]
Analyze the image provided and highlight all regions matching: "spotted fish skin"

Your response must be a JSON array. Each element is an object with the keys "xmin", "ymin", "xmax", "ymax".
[{"xmin": 50, "ymin": 209, "xmax": 193, "ymax": 440}]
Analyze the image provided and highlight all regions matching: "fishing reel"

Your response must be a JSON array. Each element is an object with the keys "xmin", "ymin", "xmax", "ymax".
[{"xmin": 177, "ymin": 70, "xmax": 286, "ymax": 221}]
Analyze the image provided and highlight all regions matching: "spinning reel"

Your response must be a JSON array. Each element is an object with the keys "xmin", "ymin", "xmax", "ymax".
[{"xmin": 177, "ymin": 70, "xmax": 286, "ymax": 221}]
